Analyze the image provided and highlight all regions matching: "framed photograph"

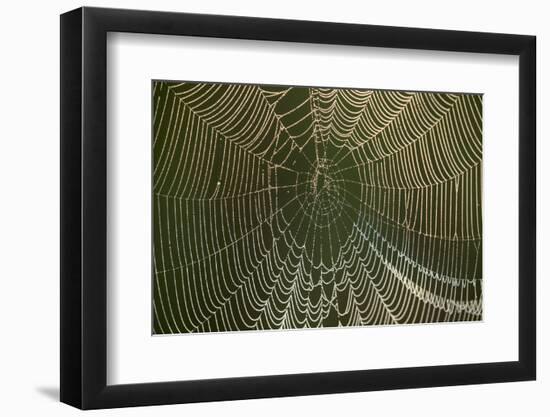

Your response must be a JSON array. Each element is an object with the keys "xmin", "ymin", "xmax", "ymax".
[{"xmin": 60, "ymin": 6, "xmax": 536, "ymax": 409}]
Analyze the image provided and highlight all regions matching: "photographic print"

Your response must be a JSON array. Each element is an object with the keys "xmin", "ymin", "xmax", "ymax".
[{"xmin": 152, "ymin": 81, "xmax": 482, "ymax": 335}]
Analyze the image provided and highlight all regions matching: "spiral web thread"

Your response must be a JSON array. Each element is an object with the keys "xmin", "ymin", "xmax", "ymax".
[{"xmin": 152, "ymin": 81, "xmax": 482, "ymax": 334}]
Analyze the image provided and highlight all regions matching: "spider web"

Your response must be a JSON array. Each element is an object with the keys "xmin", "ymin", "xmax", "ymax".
[{"xmin": 152, "ymin": 81, "xmax": 482, "ymax": 334}]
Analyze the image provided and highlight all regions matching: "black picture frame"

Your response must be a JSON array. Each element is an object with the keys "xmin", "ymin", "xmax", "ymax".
[{"xmin": 60, "ymin": 6, "xmax": 536, "ymax": 410}]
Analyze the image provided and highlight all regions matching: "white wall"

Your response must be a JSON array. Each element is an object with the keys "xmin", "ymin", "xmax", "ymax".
[{"xmin": 0, "ymin": 0, "xmax": 546, "ymax": 415}]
